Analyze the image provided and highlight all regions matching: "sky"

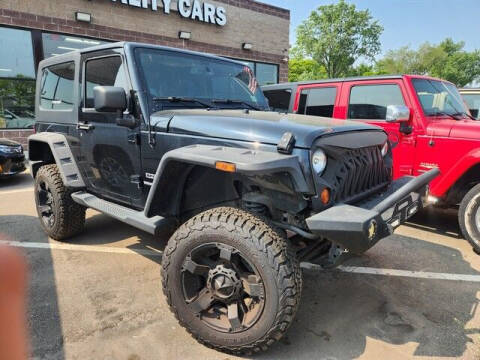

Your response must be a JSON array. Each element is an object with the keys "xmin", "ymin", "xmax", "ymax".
[{"xmin": 262, "ymin": 0, "xmax": 480, "ymax": 57}]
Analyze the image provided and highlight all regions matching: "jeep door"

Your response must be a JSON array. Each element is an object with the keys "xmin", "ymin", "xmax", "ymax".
[
  {"xmin": 341, "ymin": 80, "xmax": 417, "ymax": 179},
  {"xmin": 77, "ymin": 50, "xmax": 143, "ymax": 208}
]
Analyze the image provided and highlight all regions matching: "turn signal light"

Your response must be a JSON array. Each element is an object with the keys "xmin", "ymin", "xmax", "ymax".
[
  {"xmin": 320, "ymin": 188, "xmax": 330, "ymax": 204},
  {"xmin": 215, "ymin": 161, "xmax": 236, "ymax": 173}
]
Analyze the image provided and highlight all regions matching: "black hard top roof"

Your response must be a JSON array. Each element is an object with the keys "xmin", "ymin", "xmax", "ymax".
[{"xmin": 38, "ymin": 41, "xmax": 244, "ymax": 68}]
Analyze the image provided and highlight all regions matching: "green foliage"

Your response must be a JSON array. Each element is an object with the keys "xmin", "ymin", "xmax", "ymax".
[
  {"xmin": 288, "ymin": 58, "xmax": 327, "ymax": 82},
  {"xmin": 294, "ymin": 0, "xmax": 383, "ymax": 78},
  {"xmin": 376, "ymin": 39, "xmax": 480, "ymax": 87}
]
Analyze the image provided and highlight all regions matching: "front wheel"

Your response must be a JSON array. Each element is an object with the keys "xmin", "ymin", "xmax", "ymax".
[
  {"xmin": 459, "ymin": 184, "xmax": 480, "ymax": 254},
  {"xmin": 34, "ymin": 164, "xmax": 86, "ymax": 241},
  {"xmin": 161, "ymin": 207, "xmax": 302, "ymax": 354}
]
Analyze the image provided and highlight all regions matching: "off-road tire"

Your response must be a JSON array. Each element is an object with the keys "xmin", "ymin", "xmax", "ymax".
[
  {"xmin": 34, "ymin": 164, "xmax": 86, "ymax": 241},
  {"xmin": 161, "ymin": 207, "xmax": 302, "ymax": 354},
  {"xmin": 459, "ymin": 184, "xmax": 480, "ymax": 254}
]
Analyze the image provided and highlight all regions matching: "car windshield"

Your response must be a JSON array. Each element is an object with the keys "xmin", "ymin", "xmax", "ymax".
[
  {"xmin": 135, "ymin": 48, "xmax": 269, "ymax": 112},
  {"xmin": 412, "ymin": 78, "xmax": 469, "ymax": 118},
  {"xmin": 461, "ymin": 93, "xmax": 480, "ymax": 119}
]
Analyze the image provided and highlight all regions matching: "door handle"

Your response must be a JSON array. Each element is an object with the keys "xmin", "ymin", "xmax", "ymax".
[{"xmin": 77, "ymin": 122, "xmax": 95, "ymax": 131}]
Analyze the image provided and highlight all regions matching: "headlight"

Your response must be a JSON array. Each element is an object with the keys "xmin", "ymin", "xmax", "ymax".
[
  {"xmin": 0, "ymin": 145, "xmax": 21, "ymax": 154},
  {"xmin": 312, "ymin": 149, "xmax": 327, "ymax": 175},
  {"xmin": 381, "ymin": 142, "xmax": 389, "ymax": 157}
]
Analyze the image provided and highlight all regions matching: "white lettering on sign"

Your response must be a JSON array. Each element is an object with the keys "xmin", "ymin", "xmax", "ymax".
[{"xmin": 111, "ymin": 0, "xmax": 227, "ymax": 26}]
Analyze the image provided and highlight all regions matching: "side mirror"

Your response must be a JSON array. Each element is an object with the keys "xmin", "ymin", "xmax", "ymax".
[
  {"xmin": 93, "ymin": 86, "xmax": 127, "ymax": 113},
  {"xmin": 386, "ymin": 105, "xmax": 410, "ymax": 123}
]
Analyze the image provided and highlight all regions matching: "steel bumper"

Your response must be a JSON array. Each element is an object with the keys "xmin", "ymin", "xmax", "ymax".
[{"xmin": 305, "ymin": 168, "xmax": 440, "ymax": 254}]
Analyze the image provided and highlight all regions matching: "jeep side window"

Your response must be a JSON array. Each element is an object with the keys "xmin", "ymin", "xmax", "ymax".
[
  {"xmin": 263, "ymin": 89, "xmax": 291, "ymax": 112},
  {"xmin": 297, "ymin": 87, "xmax": 336, "ymax": 117},
  {"xmin": 85, "ymin": 56, "xmax": 125, "ymax": 109},
  {"xmin": 348, "ymin": 84, "xmax": 405, "ymax": 120},
  {"xmin": 40, "ymin": 62, "xmax": 75, "ymax": 110}
]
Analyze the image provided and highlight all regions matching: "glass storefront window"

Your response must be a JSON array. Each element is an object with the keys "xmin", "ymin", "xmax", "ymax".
[
  {"xmin": 42, "ymin": 33, "xmax": 108, "ymax": 58},
  {"xmin": 0, "ymin": 27, "xmax": 35, "ymax": 129},
  {"xmin": 255, "ymin": 63, "xmax": 278, "ymax": 86}
]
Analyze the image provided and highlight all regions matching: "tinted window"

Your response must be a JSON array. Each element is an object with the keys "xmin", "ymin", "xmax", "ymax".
[
  {"xmin": 263, "ymin": 89, "xmax": 291, "ymax": 112},
  {"xmin": 85, "ymin": 57, "xmax": 125, "ymax": 108},
  {"xmin": 305, "ymin": 87, "xmax": 336, "ymax": 117},
  {"xmin": 40, "ymin": 62, "xmax": 75, "ymax": 110},
  {"xmin": 348, "ymin": 84, "xmax": 405, "ymax": 120}
]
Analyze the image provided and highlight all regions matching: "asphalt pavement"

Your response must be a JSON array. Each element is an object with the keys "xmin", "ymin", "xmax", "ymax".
[{"xmin": 1, "ymin": 171, "xmax": 479, "ymax": 360}]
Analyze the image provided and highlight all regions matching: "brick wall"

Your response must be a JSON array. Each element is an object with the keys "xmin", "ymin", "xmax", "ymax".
[{"xmin": 0, "ymin": 130, "xmax": 33, "ymax": 148}]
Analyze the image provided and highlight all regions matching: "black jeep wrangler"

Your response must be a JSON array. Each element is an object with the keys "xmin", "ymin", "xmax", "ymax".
[{"xmin": 29, "ymin": 42, "xmax": 438, "ymax": 354}]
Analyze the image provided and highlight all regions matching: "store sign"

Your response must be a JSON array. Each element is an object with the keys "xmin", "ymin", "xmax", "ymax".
[{"xmin": 111, "ymin": 0, "xmax": 227, "ymax": 26}]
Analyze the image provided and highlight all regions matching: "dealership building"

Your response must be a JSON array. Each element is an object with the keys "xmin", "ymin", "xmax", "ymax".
[{"xmin": 0, "ymin": 0, "xmax": 290, "ymax": 146}]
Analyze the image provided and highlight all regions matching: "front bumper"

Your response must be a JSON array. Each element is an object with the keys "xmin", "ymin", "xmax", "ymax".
[
  {"xmin": 0, "ymin": 155, "xmax": 26, "ymax": 177},
  {"xmin": 305, "ymin": 168, "xmax": 440, "ymax": 254}
]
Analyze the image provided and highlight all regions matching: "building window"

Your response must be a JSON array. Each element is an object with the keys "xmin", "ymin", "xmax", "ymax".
[
  {"xmin": 40, "ymin": 62, "xmax": 75, "ymax": 110},
  {"xmin": 256, "ymin": 63, "xmax": 278, "ymax": 86},
  {"xmin": 348, "ymin": 84, "xmax": 405, "ymax": 120},
  {"xmin": 0, "ymin": 27, "xmax": 36, "ymax": 129},
  {"xmin": 42, "ymin": 33, "xmax": 107, "ymax": 58}
]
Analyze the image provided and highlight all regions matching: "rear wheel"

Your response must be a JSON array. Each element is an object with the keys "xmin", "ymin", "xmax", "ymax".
[
  {"xmin": 459, "ymin": 184, "xmax": 480, "ymax": 254},
  {"xmin": 34, "ymin": 164, "xmax": 86, "ymax": 241},
  {"xmin": 161, "ymin": 207, "xmax": 302, "ymax": 354}
]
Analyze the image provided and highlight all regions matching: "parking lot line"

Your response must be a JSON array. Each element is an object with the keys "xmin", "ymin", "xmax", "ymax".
[
  {"xmin": 1, "ymin": 239, "xmax": 480, "ymax": 283},
  {"xmin": 0, "ymin": 188, "xmax": 34, "ymax": 195}
]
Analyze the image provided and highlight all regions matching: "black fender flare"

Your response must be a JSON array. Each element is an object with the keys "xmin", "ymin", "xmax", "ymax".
[
  {"xmin": 144, "ymin": 144, "xmax": 310, "ymax": 217},
  {"xmin": 28, "ymin": 133, "xmax": 85, "ymax": 188}
]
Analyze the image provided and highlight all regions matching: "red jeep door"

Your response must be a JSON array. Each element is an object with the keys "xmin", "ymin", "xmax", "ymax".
[{"xmin": 341, "ymin": 80, "xmax": 417, "ymax": 179}]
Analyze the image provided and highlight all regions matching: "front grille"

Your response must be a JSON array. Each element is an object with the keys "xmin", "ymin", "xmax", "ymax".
[{"xmin": 327, "ymin": 145, "xmax": 391, "ymax": 203}]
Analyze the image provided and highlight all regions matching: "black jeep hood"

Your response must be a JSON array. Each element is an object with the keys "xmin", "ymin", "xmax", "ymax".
[{"xmin": 153, "ymin": 109, "xmax": 382, "ymax": 148}]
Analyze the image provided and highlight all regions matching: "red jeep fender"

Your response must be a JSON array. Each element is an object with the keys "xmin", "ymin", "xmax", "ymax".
[{"xmin": 430, "ymin": 147, "xmax": 480, "ymax": 198}]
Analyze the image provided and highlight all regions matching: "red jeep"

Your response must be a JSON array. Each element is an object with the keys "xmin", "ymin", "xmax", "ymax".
[{"xmin": 263, "ymin": 75, "xmax": 480, "ymax": 253}]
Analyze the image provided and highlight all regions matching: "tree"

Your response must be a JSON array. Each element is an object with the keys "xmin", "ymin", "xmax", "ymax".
[
  {"xmin": 288, "ymin": 58, "xmax": 326, "ymax": 82},
  {"xmin": 376, "ymin": 39, "xmax": 480, "ymax": 87},
  {"xmin": 294, "ymin": 0, "xmax": 383, "ymax": 78}
]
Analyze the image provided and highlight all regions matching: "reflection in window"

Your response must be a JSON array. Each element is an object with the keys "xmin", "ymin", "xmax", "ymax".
[
  {"xmin": 0, "ymin": 78, "xmax": 35, "ymax": 129},
  {"xmin": 0, "ymin": 27, "xmax": 35, "ymax": 129},
  {"xmin": 42, "ymin": 33, "xmax": 107, "ymax": 58},
  {"xmin": 85, "ymin": 57, "xmax": 125, "ymax": 108},
  {"xmin": 0, "ymin": 27, "xmax": 35, "ymax": 78},
  {"xmin": 462, "ymin": 93, "xmax": 480, "ymax": 119},
  {"xmin": 40, "ymin": 62, "xmax": 75, "ymax": 110},
  {"xmin": 348, "ymin": 84, "xmax": 405, "ymax": 120}
]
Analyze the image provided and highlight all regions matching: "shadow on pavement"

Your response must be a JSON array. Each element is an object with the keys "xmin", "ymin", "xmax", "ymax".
[
  {"xmin": 0, "ymin": 172, "xmax": 33, "ymax": 191},
  {"xmin": 0, "ymin": 215, "xmax": 65, "ymax": 360},
  {"xmin": 406, "ymin": 207, "xmax": 462, "ymax": 239},
  {"xmin": 2, "ymin": 212, "xmax": 479, "ymax": 359}
]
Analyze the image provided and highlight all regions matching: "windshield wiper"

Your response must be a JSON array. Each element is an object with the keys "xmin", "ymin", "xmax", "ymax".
[
  {"xmin": 430, "ymin": 111, "xmax": 462, "ymax": 120},
  {"xmin": 212, "ymin": 99, "xmax": 262, "ymax": 111},
  {"xmin": 152, "ymin": 96, "xmax": 212, "ymax": 109},
  {"xmin": 452, "ymin": 112, "xmax": 477, "ymax": 120}
]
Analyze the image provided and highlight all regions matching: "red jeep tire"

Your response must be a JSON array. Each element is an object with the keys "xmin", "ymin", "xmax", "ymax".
[{"xmin": 459, "ymin": 184, "xmax": 480, "ymax": 254}]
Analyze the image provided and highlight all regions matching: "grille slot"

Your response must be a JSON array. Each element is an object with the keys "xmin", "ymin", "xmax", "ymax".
[{"xmin": 327, "ymin": 146, "xmax": 391, "ymax": 203}]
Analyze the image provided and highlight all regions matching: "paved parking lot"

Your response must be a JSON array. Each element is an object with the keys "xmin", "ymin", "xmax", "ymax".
[{"xmin": 1, "ymin": 172, "xmax": 480, "ymax": 360}]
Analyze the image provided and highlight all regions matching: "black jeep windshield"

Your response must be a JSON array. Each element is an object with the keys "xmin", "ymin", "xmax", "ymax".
[
  {"xmin": 135, "ymin": 48, "xmax": 269, "ymax": 112},
  {"xmin": 412, "ymin": 78, "xmax": 469, "ymax": 118}
]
